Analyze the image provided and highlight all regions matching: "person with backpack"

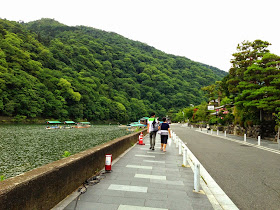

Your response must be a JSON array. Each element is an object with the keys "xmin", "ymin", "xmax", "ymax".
[
  {"xmin": 158, "ymin": 117, "xmax": 171, "ymax": 152},
  {"xmin": 147, "ymin": 112, "xmax": 158, "ymax": 150}
]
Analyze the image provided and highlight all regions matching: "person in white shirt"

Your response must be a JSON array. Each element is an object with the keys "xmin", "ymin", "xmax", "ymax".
[{"xmin": 147, "ymin": 112, "xmax": 158, "ymax": 150}]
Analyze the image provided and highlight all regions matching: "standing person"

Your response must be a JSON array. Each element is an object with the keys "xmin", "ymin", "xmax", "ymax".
[
  {"xmin": 147, "ymin": 112, "xmax": 158, "ymax": 150},
  {"xmin": 159, "ymin": 117, "xmax": 171, "ymax": 152}
]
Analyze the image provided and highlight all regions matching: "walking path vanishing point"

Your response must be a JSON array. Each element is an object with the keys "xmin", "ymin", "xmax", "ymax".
[{"xmin": 54, "ymin": 132, "xmax": 219, "ymax": 210}]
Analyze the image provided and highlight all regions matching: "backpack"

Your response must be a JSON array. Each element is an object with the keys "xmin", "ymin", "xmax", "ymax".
[{"xmin": 152, "ymin": 118, "xmax": 158, "ymax": 131}]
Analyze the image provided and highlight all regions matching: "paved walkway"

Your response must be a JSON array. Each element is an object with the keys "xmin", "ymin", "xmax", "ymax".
[{"xmin": 60, "ymin": 133, "xmax": 214, "ymax": 210}]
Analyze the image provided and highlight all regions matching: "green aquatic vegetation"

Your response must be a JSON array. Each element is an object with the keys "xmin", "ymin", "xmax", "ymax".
[
  {"xmin": 62, "ymin": 151, "xmax": 71, "ymax": 158},
  {"xmin": 0, "ymin": 125, "xmax": 131, "ymax": 179},
  {"xmin": 0, "ymin": 175, "xmax": 5, "ymax": 181}
]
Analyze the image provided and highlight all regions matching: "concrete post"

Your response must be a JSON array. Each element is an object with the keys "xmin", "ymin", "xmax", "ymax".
[
  {"xmin": 258, "ymin": 136, "xmax": 261, "ymax": 146},
  {"xmin": 168, "ymin": 136, "xmax": 171, "ymax": 146},
  {"xmin": 244, "ymin": 134, "xmax": 246, "ymax": 142},
  {"xmin": 183, "ymin": 148, "xmax": 187, "ymax": 166},
  {"xmin": 217, "ymin": 130, "xmax": 219, "ymax": 136},
  {"xmin": 176, "ymin": 137, "xmax": 179, "ymax": 148},
  {"xmin": 179, "ymin": 141, "xmax": 182, "ymax": 155},
  {"xmin": 224, "ymin": 130, "xmax": 226, "ymax": 137},
  {"xmin": 194, "ymin": 162, "xmax": 200, "ymax": 192},
  {"xmin": 211, "ymin": 129, "xmax": 213, "ymax": 135}
]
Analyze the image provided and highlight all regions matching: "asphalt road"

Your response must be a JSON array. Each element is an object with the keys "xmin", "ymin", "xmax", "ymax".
[{"xmin": 171, "ymin": 124, "xmax": 280, "ymax": 210}]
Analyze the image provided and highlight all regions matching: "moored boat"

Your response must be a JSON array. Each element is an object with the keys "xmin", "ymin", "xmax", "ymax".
[
  {"xmin": 75, "ymin": 122, "xmax": 91, "ymax": 128},
  {"xmin": 63, "ymin": 121, "xmax": 75, "ymax": 129},
  {"xmin": 46, "ymin": 121, "xmax": 62, "ymax": 129}
]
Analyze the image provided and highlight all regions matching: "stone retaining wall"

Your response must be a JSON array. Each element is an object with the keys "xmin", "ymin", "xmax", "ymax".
[{"xmin": 0, "ymin": 129, "xmax": 147, "ymax": 210}]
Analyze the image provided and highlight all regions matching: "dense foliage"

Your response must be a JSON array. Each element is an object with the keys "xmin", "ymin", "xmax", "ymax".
[
  {"xmin": 175, "ymin": 40, "xmax": 280, "ymax": 134},
  {"xmin": 0, "ymin": 18, "xmax": 226, "ymax": 122}
]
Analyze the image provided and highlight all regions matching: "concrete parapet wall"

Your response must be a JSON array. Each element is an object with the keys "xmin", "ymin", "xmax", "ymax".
[{"xmin": 0, "ymin": 129, "xmax": 147, "ymax": 210}]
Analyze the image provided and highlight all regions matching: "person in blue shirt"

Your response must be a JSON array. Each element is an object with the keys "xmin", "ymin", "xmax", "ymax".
[{"xmin": 159, "ymin": 117, "xmax": 171, "ymax": 152}]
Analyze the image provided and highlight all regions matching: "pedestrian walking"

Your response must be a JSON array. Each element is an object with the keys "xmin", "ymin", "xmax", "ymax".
[
  {"xmin": 147, "ymin": 112, "xmax": 158, "ymax": 150},
  {"xmin": 159, "ymin": 117, "xmax": 171, "ymax": 152}
]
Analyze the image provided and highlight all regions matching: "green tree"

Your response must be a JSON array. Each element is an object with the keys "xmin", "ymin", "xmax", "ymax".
[
  {"xmin": 57, "ymin": 78, "xmax": 81, "ymax": 102},
  {"xmin": 227, "ymin": 40, "xmax": 271, "ymax": 98},
  {"xmin": 235, "ymin": 53, "xmax": 280, "ymax": 119}
]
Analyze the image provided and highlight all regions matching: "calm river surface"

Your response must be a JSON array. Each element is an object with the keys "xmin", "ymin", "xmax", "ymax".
[{"xmin": 0, "ymin": 125, "xmax": 131, "ymax": 179}]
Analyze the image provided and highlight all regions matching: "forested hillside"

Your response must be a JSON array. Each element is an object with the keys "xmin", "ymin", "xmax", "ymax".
[{"xmin": 0, "ymin": 18, "xmax": 227, "ymax": 122}]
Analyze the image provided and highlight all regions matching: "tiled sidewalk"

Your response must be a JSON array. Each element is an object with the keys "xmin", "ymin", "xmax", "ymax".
[{"xmin": 61, "ymin": 134, "xmax": 214, "ymax": 210}]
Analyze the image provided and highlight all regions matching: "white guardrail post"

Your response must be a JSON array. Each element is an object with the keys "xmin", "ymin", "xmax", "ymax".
[
  {"xmin": 224, "ymin": 130, "xmax": 226, "ymax": 137},
  {"xmin": 217, "ymin": 129, "xmax": 219, "ymax": 136},
  {"xmin": 179, "ymin": 141, "xmax": 182, "ymax": 155},
  {"xmin": 194, "ymin": 162, "xmax": 200, "ymax": 192},
  {"xmin": 173, "ymin": 132, "xmax": 201, "ymax": 193},
  {"xmin": 211, "ymin": 129, "xmax": 213, "ymax": 135},
  {"xmin": 168, "ymin": 136, "xmax": 172, "ymax": 146},
  {"xmin": 258, "ymin": 136, "xmax": 261, "ymax": 146},
  {"xmin": 244, "ymin": 133, "xmax": 246, "ymax": 142},
  {"xmin": 183, "ymin": 148, "xmax": 187, "ymax": 166}
]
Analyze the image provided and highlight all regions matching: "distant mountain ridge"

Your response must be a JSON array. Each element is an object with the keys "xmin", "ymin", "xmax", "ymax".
[{"xmin": 0, "ymin": 18, "xmax": 227, "ymax": 122}]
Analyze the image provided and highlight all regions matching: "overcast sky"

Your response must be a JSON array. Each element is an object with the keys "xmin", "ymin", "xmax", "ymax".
[{"xmin": 1, "ymin": 0, "xmax": 280, "ymax": 71}]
